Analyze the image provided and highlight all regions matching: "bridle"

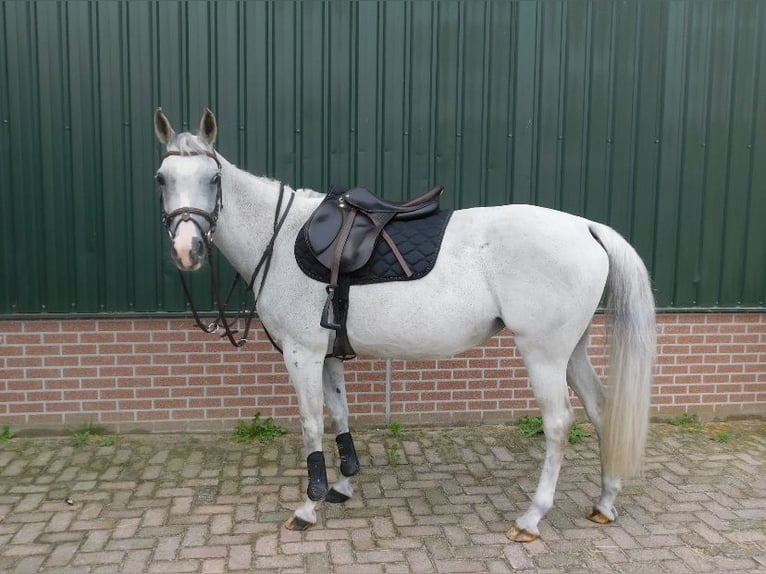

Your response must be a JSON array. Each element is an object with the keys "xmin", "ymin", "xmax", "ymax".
[
  {"xmin": 159, "ymin": 150, "xmax": 223, "ymax": 242},
  {"xmin": 156, "ymin": 150, "xmax": 294, "ymax": 349}
]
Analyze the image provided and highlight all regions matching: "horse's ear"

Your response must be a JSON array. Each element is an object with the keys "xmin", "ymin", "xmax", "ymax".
[
  {"xmin": 199, "ymin": 108, "xmax": 217, "ymax": 146},
  {"xmin": 154, "ymin": 108, "xmax": 175, "ymax": 145}
]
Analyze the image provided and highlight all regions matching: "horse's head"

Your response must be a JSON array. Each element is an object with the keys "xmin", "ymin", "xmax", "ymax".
[{"xmin": 154, "ymin": 108, "xmax": 222, "ymax": 271}]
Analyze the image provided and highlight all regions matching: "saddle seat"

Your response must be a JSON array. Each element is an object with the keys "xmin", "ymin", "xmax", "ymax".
[{"xmin": 341, "ymin": 185, "xmax": 443, "ymax": 215}]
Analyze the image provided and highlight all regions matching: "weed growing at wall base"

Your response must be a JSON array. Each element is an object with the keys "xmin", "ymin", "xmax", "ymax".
[
  {"xmin": 670, "ymin": 413, "xmax": 704, "ymax": 431},
  {"xmin": 232, "ymin": 413, "xmax": 287, "ymax": 444},
  {"xmin": 71, "ymin": 423, "xmax": 113, "ymax": 447},
  {"xmin": 518, "ymin": 416, "xmax": 545, "ymax": 437},
  {"xmin": 0, "ymin": 426, "xmax": 14, "ymax": 442}
]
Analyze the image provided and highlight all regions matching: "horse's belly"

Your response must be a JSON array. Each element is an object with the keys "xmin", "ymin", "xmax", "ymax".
[{"xmin": 344, "ymin": 275, "xmax": 501, "ymax": 359}]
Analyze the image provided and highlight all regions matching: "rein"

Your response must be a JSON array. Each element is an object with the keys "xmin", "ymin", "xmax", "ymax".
[{"xmin": 159, "ymin": 150, "xmax": 294, "ymax": 349}]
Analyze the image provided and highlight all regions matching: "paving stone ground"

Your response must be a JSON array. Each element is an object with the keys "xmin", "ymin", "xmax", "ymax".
[{"xmin": 0, "ymin": 420, "xmax": 764, "ymax": 573}]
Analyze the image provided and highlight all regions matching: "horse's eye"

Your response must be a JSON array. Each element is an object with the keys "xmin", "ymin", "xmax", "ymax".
[
  {"xmin": 155, "ymin": 173, "xmax": 166, "ymax": 187},
  {"xmin": 211, "ymin": 173, "xmax": 221, "ymax": 185}
]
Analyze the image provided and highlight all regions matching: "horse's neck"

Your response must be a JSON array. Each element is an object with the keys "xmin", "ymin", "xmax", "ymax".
[{"xmin": 212, "ymin": 160, "xmax": 314, "ymax": 278}]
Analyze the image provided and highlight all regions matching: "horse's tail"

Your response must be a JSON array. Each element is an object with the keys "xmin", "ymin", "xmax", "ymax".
[{"xmin": 589, "ymin": 223, "xmax": 656, "ymax": 478}]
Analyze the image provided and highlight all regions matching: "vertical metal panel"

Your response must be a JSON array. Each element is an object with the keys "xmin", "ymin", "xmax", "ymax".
[{"xmin": 1, "ymin": 0, "xmax": 764, "ymax": 315}]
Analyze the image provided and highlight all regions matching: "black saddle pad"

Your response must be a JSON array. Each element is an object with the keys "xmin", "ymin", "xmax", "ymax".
[{"xmin": 295, "ymin": 188, "xmax": 453, "ymax": 285}]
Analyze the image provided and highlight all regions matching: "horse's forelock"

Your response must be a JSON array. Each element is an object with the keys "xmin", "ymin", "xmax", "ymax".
[{"xmin": 167, "ymin": 132, "xmax": 214, "ymax": 155}]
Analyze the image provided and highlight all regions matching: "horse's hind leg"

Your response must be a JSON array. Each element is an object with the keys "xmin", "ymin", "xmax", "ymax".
[
  {"xmin": 566, "ymin": 329, "xmax": 621, "ymax": 524},
  {"xmin": 322, "ymin": 358, "xmax": 360, "ymax": 504},
  {"xmin": 508, "ymin": 341, "xmax": 574, "ymax": 543}
]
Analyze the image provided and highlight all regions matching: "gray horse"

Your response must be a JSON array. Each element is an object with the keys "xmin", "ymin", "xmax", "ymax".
[{"xmin": 153, "ymin": 108, "xmax": 655, "ymax": 542}]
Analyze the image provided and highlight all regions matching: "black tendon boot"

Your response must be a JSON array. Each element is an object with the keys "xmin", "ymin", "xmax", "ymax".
[
  {"xmin": 306, "ymin": 451, "xmax": 328, "ymax": 501},
  {"xmin": 336, "ymin": 432, "xmax": 360, "ymax": 477}
]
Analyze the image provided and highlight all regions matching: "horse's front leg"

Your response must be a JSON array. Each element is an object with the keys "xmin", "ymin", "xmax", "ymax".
[
  {"xmin": 322, "ymin": 358, "xmax": 360, "ymax": 504},
  {"xmin": 282, "ymin": 345, "xmax": 328, "ymax": 531}
]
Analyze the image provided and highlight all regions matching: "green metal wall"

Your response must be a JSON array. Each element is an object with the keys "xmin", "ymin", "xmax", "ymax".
[{"xmin": 1, "ymin": 0, "xmax": 764, "ymax": 315}]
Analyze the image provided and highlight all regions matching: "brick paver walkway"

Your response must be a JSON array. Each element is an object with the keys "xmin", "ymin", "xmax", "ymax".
[{"xmin": 1, "ymin": 421, "xmax": 764, "ymax": 573}]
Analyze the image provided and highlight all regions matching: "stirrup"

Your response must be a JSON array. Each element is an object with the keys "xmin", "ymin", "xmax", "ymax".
[{"xmin": 320, "ymin": 286, "xmax": 341, "ymax": 330}]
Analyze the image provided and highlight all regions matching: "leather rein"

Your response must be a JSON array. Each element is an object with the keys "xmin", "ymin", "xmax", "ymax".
[{"xmin": 158, "ymin": 150, "xmax": 294, "ymax": 349}]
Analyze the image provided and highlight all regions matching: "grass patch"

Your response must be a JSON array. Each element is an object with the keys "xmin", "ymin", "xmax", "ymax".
[
  {"xmin": 71, "ymin": 423, "xmax": 111, "ymax": 447},
  {"xmin": 518, "ymin": 416, "xmax": 592, "ymax": 444},
  {"xmin": 714, "ymin": 432, "xmax": 732, "ymax": 443},
  {"xmin": 670, "ymin": 413, "xmax": 704, "ymax": 430},
  {"xmin": 232, "ymin": 413, "xmax": 286, "ymax": 444},
  {"xmin": 388, "ymin": 421, "xmax": 402, "ymax": 439},
  {"xmin": 568, "ymin": 422, "xmax": 592, "ymax": 445},
  {"xmin": 518, "ymin": 416, "xmax": 544, "ymax": 437},
  {"xmin": 387, "ymin": 421, "xmax": 404, "ymax": 464},
  {"xmin": 0, "ymin": 425, "xmax": 15, "ymax": 442},
  {"xmin": 388, "ymin": 442, "xmax": 401, "ymax": 465}
]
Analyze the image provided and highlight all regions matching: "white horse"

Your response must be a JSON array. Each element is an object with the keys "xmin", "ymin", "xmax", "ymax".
[{"xmin": 153, "ymin": 108, "xmax": 655, "ymax": 543}]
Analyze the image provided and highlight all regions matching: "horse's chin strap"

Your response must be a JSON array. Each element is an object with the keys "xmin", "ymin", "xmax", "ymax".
[{"xmin": 180, "ymin": 182, "xmax": 294, "ymax": 350}]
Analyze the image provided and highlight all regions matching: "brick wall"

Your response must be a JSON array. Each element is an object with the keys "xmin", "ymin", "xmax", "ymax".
[{"xmin": 0, "ymin": 313, "xmax": 764, "ymax": 433}]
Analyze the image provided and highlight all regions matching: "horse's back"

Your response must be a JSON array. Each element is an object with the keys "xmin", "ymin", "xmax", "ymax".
[{"xmin": 447, "ymin": 203, "xmax": 609, "ymax": 290}]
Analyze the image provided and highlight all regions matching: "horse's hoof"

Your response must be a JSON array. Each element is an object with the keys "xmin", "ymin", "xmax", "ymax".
[
  {"xmin": 587, "ymin": 507, "xmax": 614, "ymax": 525},
  {"xmin": 284, "ymin": 515, "xmax": 313, "ymax": 531},
  {"xmin": 506, "ymin": 524, "xmax": 540, "ymax": 543},
  {"xmin": 324, "ymin": 488, "xmax": 351, "ymax": 504}
]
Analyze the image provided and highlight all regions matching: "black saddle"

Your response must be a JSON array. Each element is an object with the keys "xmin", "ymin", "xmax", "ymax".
[
  {"xmin": 305, "ymin": 185, "xmax": 443, "ymax": 276},
  {"xmin": 297, "ymin": 185, "xmax": 448, "ymax": 359}
]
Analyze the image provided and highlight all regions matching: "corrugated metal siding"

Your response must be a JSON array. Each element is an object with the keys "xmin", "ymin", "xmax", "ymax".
[{"xmin": 1, "ymin": 0, "xmax": 764, "ymax": 314}]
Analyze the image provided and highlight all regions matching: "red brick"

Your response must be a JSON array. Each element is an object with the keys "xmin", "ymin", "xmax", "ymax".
[
  {"xmin": 80, "ymin": 332, "xmax": 116, "ymax": 344},
  {"xmin": 59, "ymin": 367, "xmax": 97, "ymax": 379},
  {"xmin": 7, "ymin": 379, "xmax": 43, "ymax": 391},
  {"xmin": 80, "ymin": 354, "xmax": 117, "ymax": 366},
  {"xmin": 98, "ymin": 388, "xmax": 136, "ymax": 399},
  {"xmin": 154, "ymin": 399, "xmax": 189, "ymax": 409},
  {"xmin": 136, "ymin": 409, "xmax": 171, "ymax": 421},
  {"xmin": 63, "ymin": 390, "xmax": 98, "ymax": 401},
  {"xmin": 8, "ymin": 357, "xmax": 44, "ymax": 368},
  {"xmin": 83, "ymin": 401, "xmax": 116, "ymax": 411},
  {"xmin": 82, "ymin": 377, "xmax": 117, "ymax": 388},
  {"xmin": 119, "ymin": 400, "xmax": 154, "ymax": 410},
  {"xmin": 46, "ymin": 402, "xmax": 81, "ymax": 412},
  {"xmin": 171, "ymin": 409, "xmax": 205, "ymax": 419}
]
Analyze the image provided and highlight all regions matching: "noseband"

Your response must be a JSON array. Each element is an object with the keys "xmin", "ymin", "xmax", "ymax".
[{"xmin": 159, "ymin": 150, "xmax": 223, "ymax": 242}]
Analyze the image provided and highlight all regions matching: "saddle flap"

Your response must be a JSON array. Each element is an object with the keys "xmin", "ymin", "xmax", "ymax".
[
  {"xmin": 305, "ymin": 201, "xmax": 343, "ymax": 257},
  {"xmin": 340, "ymin": 212, "xmax": 390, "ymax": 273}
]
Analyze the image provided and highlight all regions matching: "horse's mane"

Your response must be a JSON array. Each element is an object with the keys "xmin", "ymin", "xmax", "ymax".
[
  {"xmin": 166, "ymin": 132, "xmax": 325, "ymax": 198},
  {"xmin": 167, "ymin": 132, "xmax": 213, "ymax": 155}
]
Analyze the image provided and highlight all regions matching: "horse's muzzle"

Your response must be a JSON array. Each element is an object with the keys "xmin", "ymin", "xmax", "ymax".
[{"xmin": 171, "ymin": 223, "xmax": 207, "ymax": 271}]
